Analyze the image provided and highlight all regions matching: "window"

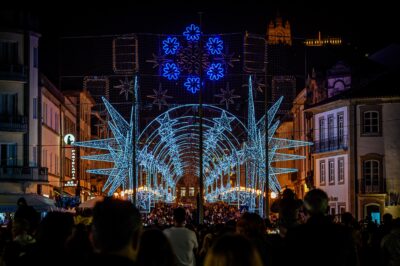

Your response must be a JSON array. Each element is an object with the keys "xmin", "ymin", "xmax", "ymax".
[
  {"xmin": 50, "ymin": 108, "xmax": 53, "ymax": 128},
  {"xmin": 55, "ymin": 155, "xmax": 58, "ymax": 175},
  {"xmin": 189, "ymin": 187, "xmax": 195, "ymax": 196},
  {"xmin": 337, "ymin": 113, "xmax": 344, "ymax": 145},
  {"xmin": 32, "ymin": 146, "xmax": 37, "ymax": 166},
  {"xmin": 363, "ymin": 111, "xmax": 379, "ymax": 134},
  {"xmin": 180, "ymin": 187, "xmax": 186, "ymax": 197},
  {"xmin": 43, "ymin": 149, "xmax": 47, "ymax": 167},
  {"xmin": 319, "ymin": 117, "xmax": 325, "ymax": 141},
  {"xmin": 320, "ymin": 160, "xmax": 326, "ymax": 185},
  {"xmin": 43, "ymin": 103, "xmax": 47, "ymax": 124},
  {"xmin": 363, "ymin": 160, "xmax": 380, "ymax": 193},
  {"xmin": 50, "ymin": 152, "xmax": 52, "ymax": 174},
  {"xmin": 55, "ymin": 113, "xmax": 59, "ymax": 132},
  {"xmin": 0, "ymin": 94, "xmax": 17, "ymax": 115},
  {"xmin": 330, "ymin": 204, "xmax": 336, "ymax": 216},
  {"xmin": 7, "ymin": 144, "xmax": 17, "ymax": 166},
  {"xmin": 329, "ymin": 160, "xmax": 335, "ymax": 184},
  {"xmin": 338, "ymin": 157, "xmax": 345, "ymax": 184},
  {"xmin": 33, "ymin": 98, "xmax": 37, "ymax": 119},
  {"xmin": 328, "ymin": 115, "xmax": 334, "ymax": 140},
  {"xmin": 33, "ymin": 47, "xmax": 38, "ymax": 68},
  {"xmin": 338, "ymin": 203, "xmax": 346, "ymax": 215},
  {"xmin": 0, "ymin": 41, "xmax": 18, "ymax": 65}
]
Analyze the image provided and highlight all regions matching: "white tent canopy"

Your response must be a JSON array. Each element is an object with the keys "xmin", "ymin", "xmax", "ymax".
[
  {"xmin": 78, "ymin": 196, "xmax": 104, "ymax": 209},
  {"xmin": 0, "ymin": 193, "xmax": 57, "ymax": 212}
]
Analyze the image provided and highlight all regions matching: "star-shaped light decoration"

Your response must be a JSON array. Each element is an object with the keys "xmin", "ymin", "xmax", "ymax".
[
  {"xmin": 213, "ymin": 111, "xmax": 235, "ymax": 131},
  {"xmin": 146, "ymin": 53, "xmax": 167, "ymax": 69},
  {"xmin": 114, "ymin": 77, "xmax": 133, "ymax": 100},
  {"xmin": 241, "ymin": 75, "xmax": 265, "ymax": 97},
  {"xmin": 215, "ymin": 83, "xmax": 241, "ymax": 110},
  {"xmin": 147, "ymin": 84, "xmax": 173, "ymax": 111}
]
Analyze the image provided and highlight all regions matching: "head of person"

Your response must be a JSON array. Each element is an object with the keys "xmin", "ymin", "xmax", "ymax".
[
  {"xmin": 304, "ymin": 189, "xmax": 329, "ymax": 216},
  {"xmin": 36, "ymin": 211, "xmax": 74, "ymax": 248},
  {"xmin": 382, "ymin": 213, "xmax": 393, "ymax": 225},
  {"xmin": 173, "ymin": 207, "xmax": 186, "ymax": 225},
  {"xmin": 137, "ymin": 229, "xmax": 176, "ymax": 266},
  {"xmin": 204, "ymin": 233, "xmax": 263, "ymax": 266},
  {"xmin": 92, "ymin": 197, "xmax": 142, "ymax": 254},
  {"xmin": 236, "ymin": 212, "xmax": 265, "ymax": 239},
  {"xmin": 17, "ymin": 197, "xmax": 27, "ymax": 207}
]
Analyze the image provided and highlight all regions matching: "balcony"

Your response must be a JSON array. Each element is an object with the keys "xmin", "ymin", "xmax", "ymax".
[
  {"xmin": 0, "ymin": 166, "xmax": 48, "ymax": 182},
  {"xmin": 359, "ymin": 178, "xmax": 386, "ymax": 194},
  {"xmin": 0, "ymin": 64, "xmax": 27, "ymax": 82},
  {"xmin": 313, "ymin": 136, "xmax": 348, "ymax": 153},
  {"xmin": 0, "ymin": 115, "xmax": 28, "ymax": 132}
]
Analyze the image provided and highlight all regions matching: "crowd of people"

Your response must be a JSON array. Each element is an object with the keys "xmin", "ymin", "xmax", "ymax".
[
  {"xmin": 142, "ymin": 202, "xmax": 241, "ymax": 226},
  {"xmin": 0, "ymin": 189, "xmax": 399, "ymax": 266}
]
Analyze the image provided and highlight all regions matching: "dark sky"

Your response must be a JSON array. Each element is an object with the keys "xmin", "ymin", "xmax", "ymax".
[
  {"xmin": 9, "ymin": 0, "xmax": 397, "ymax": 47},
  {"xmin": 2, "ymin": 1, "xmax": 399, "ymax": 82}
]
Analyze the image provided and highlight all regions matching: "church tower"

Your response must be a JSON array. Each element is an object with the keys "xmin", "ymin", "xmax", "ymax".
[{"xmin": 267, "ymin": 12, "xmax": 292, "ymax": 46}]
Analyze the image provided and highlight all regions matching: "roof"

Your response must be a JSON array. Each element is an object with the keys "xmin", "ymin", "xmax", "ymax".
[
  {"xmin": 306, "ymin": 69, "xmax": 400, "ymax": 110},
  {"xmin": 369, "ymin": 43, "xmax": 400, "ymax": 70}
]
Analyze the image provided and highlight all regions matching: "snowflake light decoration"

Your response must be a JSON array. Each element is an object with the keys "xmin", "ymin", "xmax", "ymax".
[
  {"xmin": 162, "ymin": 63, "xmax": 180, "ymax": 80},
  {"xmin": 183, "ymin": 24, "xmax": 201, "ymax": 41},
  {"xmin": 184, "ymin": 76, "xmax": 201, "ymax": 94},
  {"xmin": 207, "ymin": 63, "xmax": 224, "ymax": 80},
  {"xmin": 114, "ymin": 77, "xmax": 133, "ymax": 100},
  {"xmin": 148, "ymin": 23, "xmax": 238, "ymax": 93},
  {"xmin": 215, "ymin": 83, "xmax": 240, "ymax": 110},
  {"xmin": 162, "ymin": 37, "xmax": 180, "ymax": 55},
  {"xmin": 147, "ymin": 84, "xmax": 173, "ymax": 110},
  {"xmin": 206, "ymin": 37, "xmax": 223, "ymax": 55}
]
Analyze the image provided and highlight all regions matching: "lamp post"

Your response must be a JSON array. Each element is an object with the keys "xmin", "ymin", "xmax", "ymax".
[
  {"xmin": 264, "ymin": 38, "xmax": 270, "ymax": 219},
  {"xmin": 198, "ymin": 11, "xmax": 204, "ymax": 225}
]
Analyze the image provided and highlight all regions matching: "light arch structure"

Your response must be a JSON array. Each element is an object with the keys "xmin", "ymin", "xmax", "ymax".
[{"xmin": 73, "ymin": 76, "xmax": 312, "ymax": 215}]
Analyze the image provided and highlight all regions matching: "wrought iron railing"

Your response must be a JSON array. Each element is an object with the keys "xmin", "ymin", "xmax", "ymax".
[{"xmin": 313, "ymin": 136, "xmax": 348, "ymax": 153}]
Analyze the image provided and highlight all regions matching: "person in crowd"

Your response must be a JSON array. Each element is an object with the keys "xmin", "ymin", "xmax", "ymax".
[
  {"xmin": 19, "ymin": 211, "xmax": 75, "ymax": 266},
  {"xmin": 381, "ymin": 217, "xmax": 400, "ymax": 266},
  {"xmin": 65, "ymin": 223, "xmax": 93, "ymax": 263},
  {"xmin": 137, "ymin": 228, "xmax": 176, "ymax": 266},
  {"xmin": 270, "ymin": 188, "xmax": 303, "ymax": 237},
  {"xmin": 285, "ymin": 188, "xmax": 358, "ymax": 266},
  {"xmin": 203, "ymin": 233, "xmax": 263, "ymax": 266},
  {"xmin": 90, "ymin": 197, "xmax": 142, "ymax": 266},
  {"xmin": 14, "ymin": 197, "xmax": 40, "ymax": 236},
  {"xmin": 1, "ymin": 218, "xmax": 36, "ymax": 266},
  {"xmin": 164, "ymin": 207, "xmax": 198, "ymax": 266}
]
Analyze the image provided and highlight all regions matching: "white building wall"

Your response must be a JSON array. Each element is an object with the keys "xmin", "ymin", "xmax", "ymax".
[
  {"xmin": 383, "ymin": 103, "xmax": 400, "ymax": 195},
  {"xmin": 314, "ymin": 106, "xmax": 348, "ymax": 142},
  {"xmin": 315, "ymin": 154, "xmax": 349, "ymax": 214}
]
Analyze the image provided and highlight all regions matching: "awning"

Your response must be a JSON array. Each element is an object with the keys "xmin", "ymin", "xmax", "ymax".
[
  {"xmin": 0, "ymin": 193, "xmax": 57, "ymax": 213},
  {"xmin": 78, "ymin": 196, "xmax": 104, "ymax": 209}
]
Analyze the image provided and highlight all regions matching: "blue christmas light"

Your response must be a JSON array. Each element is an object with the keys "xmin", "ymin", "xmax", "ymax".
[
  {"xmin": 183, "ymin": 24, "xmax": 201, "ymax": 42},
  {"xmin": 75, "ymin": 75, "xmax": 313, "ymax": 216},
  {"xmin": 162, "ymin": 37, "xmax": 180, "ymax": 55},
  {"xmin": 207, "ymin": 63, "xmax": 224, "ymax": 80},
  {"xmin": 162, "ymin": 63, "xmax": 180, "ymax": 80},
  {"xmin": 184, "ymin": 76, "xmax": 201, "ymax": 93},
  {"xmin": 206, "ymin": 37, "xmax": 223, "ymax": 55}
]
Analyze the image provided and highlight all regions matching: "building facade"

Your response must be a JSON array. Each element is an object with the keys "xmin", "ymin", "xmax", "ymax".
[{"xmin": 0, "ymin": 30, "xmax": 48, "ymax": 194}]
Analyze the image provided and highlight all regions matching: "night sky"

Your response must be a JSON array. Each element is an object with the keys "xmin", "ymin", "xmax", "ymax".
[{"xmin": 2, "ymin": 1, "xmax": 399, "ymax": 83}]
